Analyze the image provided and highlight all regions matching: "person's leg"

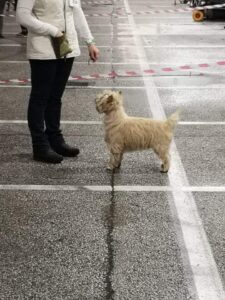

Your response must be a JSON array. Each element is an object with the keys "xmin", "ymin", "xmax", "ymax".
[
  {"xmin": 21, "ymin": 25, "xmax": 27, "ymax": 34},
  {"xmin": 0, "ymin": 16, "xmax": 4, "ymax": 38},
  {"xmin": 16, "ymin": 26, "xmax": 28, "ymax": 37},
  {"xmin": 0, "ymin": 0, "xmax": 6, "ymax": 38},
  {"xmin": 28, "ymin": 59, "xmax": 63, "ymax": 163},
  {"xmin": 6, "ymin": 0, "xmax": 9, "ymax": 12},
  {"xmin": 14, "ymin": 0, "xmax": 17, "ymax": 11},
  {"xmin": 0, "ymin": 0, "xmax": 6, "ymax": 15},
  {"xmin": 16, "ymin": 25, "xmax": 28, "ymax": 36},
  {"xmin": 45, "ymin": 57, "xmax": 79, "ymax": 157}
]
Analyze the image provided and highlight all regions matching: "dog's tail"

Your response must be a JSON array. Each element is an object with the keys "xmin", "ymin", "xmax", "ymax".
[{"xmin": 166, "ymin": 109, "xmax": 180, "ymax": 130}]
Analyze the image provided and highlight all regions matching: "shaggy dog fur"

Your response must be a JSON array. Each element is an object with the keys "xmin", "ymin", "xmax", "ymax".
[{"xmin": 95, "ymin": 90, "xmax": 180, "ymax": 172}]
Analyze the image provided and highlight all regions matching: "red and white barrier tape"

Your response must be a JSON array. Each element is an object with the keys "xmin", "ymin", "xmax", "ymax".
[
  {"xmin": 0, "ymin": 14, "xmax": 15, "ymax": 17},
  {"xmin": 85, "ymin": 3, "xmax": 225, "ymax": 16},
  {"xmin": 1, "ymin": 60, "xmax": 225, "ymax": 84},
  {"xmin": 1, "ymin": 3, "xmax": 225, "ymax": 18}
]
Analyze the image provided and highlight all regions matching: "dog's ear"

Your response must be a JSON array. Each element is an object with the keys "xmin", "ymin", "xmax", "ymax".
[{"xmin": 107, "ymin": 95, "xmax": 114, "ymax": 103}]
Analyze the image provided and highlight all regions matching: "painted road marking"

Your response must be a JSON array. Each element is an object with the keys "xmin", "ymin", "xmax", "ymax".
[
  {"xmin": 0, "ymin": 44, "xmax": 23, "ymax": 47},
  {"xmin": 0, "ymin": 120, "xmax": 102, "ymax": 125},
  {"xmin": 0, "ymin": 120, "xmax": 225, "ymax": 126},
  {"xmin": 1, "ymin": 59, "xmax": 225, "ymax": 83},
  {"xmin": 1, "ymin": 185, "xmax": 225, "ymax": 192},
  {"xmin": 123, "ymin": 0, "xmax": 225, "ymax": 299},
  {"xmin": 5, "ymin": 31, "xmax": 225, "ymax": 36},
  {"xmin": 2, "ymin": 85, "xmax": 225, "ymax": 89},
  {"xmin": 3, "ymin": 44, "xmax": 225, "ymax": 48}
]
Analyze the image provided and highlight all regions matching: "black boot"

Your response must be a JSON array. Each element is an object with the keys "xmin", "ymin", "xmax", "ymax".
[
  {"xmin": 33, "ymin": 148, "xmax": 63, "ymax": 164},
  {"xmin": 50, "ymin": 141, "xmax": 80, "ymax": 157},
  {"xmin": 43, "ymin": 62, "xmax": 78, "ymax": 157}
]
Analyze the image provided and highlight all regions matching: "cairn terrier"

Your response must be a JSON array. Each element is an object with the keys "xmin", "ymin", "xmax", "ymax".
[{"xmin": 95, "ymin": 90, "xmax": 180, "ymax": 173}]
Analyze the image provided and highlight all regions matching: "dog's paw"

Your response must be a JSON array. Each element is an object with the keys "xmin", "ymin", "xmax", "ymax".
[
  {"xmin": 106, "ymin": 165, "xmax": 114, "ymax": 171},
  {"xmin": 160, "ymin": 164, "xmax": 169, "ymax": 173}
]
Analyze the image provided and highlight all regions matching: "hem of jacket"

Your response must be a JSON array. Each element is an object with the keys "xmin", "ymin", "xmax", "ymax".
[{"xmin": 26, "ymin": 52, "xmax": 80, "ymax": 60}]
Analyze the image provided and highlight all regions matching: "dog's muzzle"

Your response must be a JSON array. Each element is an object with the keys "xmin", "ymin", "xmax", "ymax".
[{"xmin": 95, "ymin": 98, "xmax": 102, "ymax": 113}]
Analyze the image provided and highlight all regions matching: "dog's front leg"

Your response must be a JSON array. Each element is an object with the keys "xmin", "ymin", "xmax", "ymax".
[
  {"xmin": 107, "ymin": 152, "xmax": 123, "ymax": 170},
  {"xmin": 107, "ymin": 152, "xmax": 116, "ymax": 170},
  {"xmin": 114, "ymin": 153, "xmax": 123, "ymax": 168}
]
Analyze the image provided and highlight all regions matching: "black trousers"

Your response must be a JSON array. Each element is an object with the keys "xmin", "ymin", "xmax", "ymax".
[
  {"xmin": 28, "ymin": 58, "xmax": 74, "ymax": 149},
  {"xmin": 0, "ymin": 0, "xmax": 6, "ymax": 35}
]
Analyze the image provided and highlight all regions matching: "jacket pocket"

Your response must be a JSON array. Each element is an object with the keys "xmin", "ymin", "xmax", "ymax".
[{"xmin": 28, "ymin": 34, "xmax": 55, "ymax": 58}]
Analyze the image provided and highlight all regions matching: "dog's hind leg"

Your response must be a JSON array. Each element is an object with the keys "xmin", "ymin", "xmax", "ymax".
[
  {"xmin": 159, "ymin": 151, "xmax": 170, "ymax": 173},
  {"xmin": 153, "ymin": 146, "xmax": 170, "ymax": 173},
  {"xmin": 115, "ymin": 152, "xmax": 123, "ymax": 168}
]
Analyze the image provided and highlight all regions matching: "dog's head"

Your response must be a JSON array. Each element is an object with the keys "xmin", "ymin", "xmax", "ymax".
[{"xmin": 95, "ymin": 90, "xmax": 123, "ymax": 114}]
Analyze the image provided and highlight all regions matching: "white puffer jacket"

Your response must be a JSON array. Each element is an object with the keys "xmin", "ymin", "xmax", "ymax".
[{"xmin": 16, "ymin": 0, "xmax": 94, "ymax": 59}]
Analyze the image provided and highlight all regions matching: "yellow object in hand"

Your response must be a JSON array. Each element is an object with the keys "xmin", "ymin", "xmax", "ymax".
[{"xmin": 52, "ymin": 33, "xmax": 72, "ymax": 58}]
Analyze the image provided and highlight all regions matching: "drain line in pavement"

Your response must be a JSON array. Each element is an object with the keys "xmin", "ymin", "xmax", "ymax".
[
  {"xmin": 105, "ymin": 7, "xmax": 117, "ymax": 298},
  {"xmin": 105, "ymin": 171, "xmax": 115, "ymax": 299}
]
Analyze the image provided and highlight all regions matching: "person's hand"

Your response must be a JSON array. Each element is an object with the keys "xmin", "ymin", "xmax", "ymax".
[
  {"xmin": 52, "ymin": 32, "xmax": 72, "ymax": 58},
  {"xmin": 56, "ymin": 31, "xmax": 63, "ymax": 37},
  {"xmin": 88, "ymin": 44, "xmax": 100, "ymax": 62}
]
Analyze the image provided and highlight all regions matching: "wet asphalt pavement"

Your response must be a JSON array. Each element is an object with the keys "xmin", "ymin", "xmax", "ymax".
[{"xmin": 1, "ymin": 0, "xmax": 225, "ymax": 299}]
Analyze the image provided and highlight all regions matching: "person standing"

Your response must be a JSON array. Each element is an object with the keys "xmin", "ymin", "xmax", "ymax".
[
  {"xmin": 14, "ymin": 0, "xmax": 28, "ymax": 37},
  {"xmin": 0, "ymin": 0, "xmax": 6, "ymax": 38},
  {"xmin": 16, "ymin": 0, "xmax": 99, "ymax": 163}
]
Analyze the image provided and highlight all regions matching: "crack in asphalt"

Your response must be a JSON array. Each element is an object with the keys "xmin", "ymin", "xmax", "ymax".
[{"xmin": 105, "ymin": 171, "xmax": 115, "ymax": 300}]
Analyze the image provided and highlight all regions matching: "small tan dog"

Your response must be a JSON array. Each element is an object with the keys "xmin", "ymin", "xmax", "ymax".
[{"xmin": 95, "ymin": 90, "xmax": 180, "ymax": 173}]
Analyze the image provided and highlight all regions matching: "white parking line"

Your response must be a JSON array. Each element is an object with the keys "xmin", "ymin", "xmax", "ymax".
[
  {"xmin": 144, "ymin": 45, "xmax": 225, "ymax": 48},
  {"xmin": 115, "ymin": 186, "xmax": 225, "ymax": 192},
  {"xmin": 0, "ymin": 85, "xmax": 144, "ymax": 88},
  {"xmin": 3, "ymin": 44, "xmax": 225, "ymax": 48},
  {"xmin": 0, "ymin": 120, "xmax": 102, "ymax": 125},
  {"xmin": 0, "ymin": 185, "xmax": 111, "ymax": 191},
  {"xmin": 0, "ymin": 61, "xmax": 28, "ymax": 63},
  {"xmin": 1, "ymin": 185, "xmax": 225, "ymax": 192},
  {"xmin": 124, "ymin": 0, "xmax": 225, "ymax": 299},
  {"xmin": 1, "ymin": 31, "xmax": 110, "ymax": 34},
  {"xmin": 0, "ymin": 120, "xmax": 225, "ymax": 126},
  {"xmin": 1, "ymin": 60, "xmax": 225, "ymax": 67},
  {"xmin": 0, "ymin": 44, "xmax": 23, "ymax": 47},
  {"xmin": 6, "ymin": 31, "xmax": 225, "ymax": 37},
  {"xmin": 2, "ymin": 85, "xmax": 225, "ymax": 89},
  {"xmin": 179, "ymin": 122, "xmax": 225, "ymax": 125},
  {"xmin": 0, "ymin": 61, "xmax": 138, "ymax": 64}
]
